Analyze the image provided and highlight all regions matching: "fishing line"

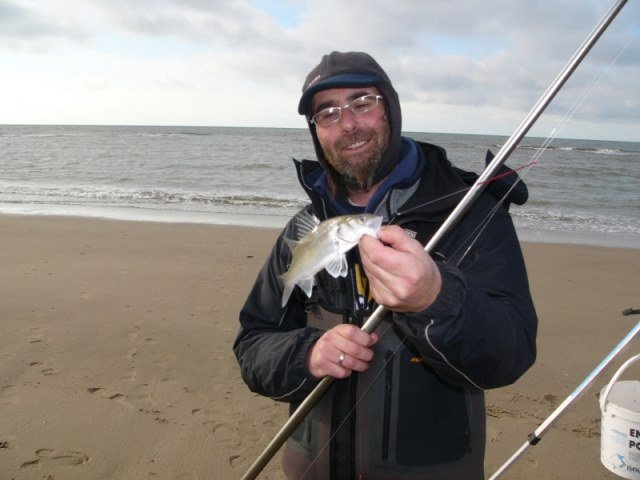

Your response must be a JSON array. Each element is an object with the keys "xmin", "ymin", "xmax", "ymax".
[
  {"xmin": 476, "ymin": 161, "xmax": 539, "ymax": 186},
  {"xmin": 447, "ymin": 158, "xmax": 541, "ymax": 267},
  {"xmin": 449, "ymin": 29, "xmax": 634, "ymax": 267},
  {"xmin": 398, "ymin": 18, "xmax": 635, "ymax": 268},
  {"xmin": 388, "ymin": 186, "xmax": 469, "ymax": 222}
]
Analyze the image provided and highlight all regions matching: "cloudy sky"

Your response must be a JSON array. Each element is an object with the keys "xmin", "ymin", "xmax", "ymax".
[{"xmin": 1, "ymin": 0, "xmax": 638, "ymax": 141}]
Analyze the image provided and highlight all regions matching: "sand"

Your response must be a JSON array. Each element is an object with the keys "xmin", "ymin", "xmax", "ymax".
[{"xmin": 0, "ymin": 214, "xmax": 638, "ymax": 480}]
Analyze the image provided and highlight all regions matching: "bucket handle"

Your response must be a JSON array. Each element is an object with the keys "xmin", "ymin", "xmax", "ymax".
[{"xmin": 600, "ymin": 353, "xmax": 640, "ymax": 412}]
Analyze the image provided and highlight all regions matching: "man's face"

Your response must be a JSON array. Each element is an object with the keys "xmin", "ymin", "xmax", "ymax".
[{"xmin": 311, "ymin": 86, "xmax": 390, "ymax": 191}]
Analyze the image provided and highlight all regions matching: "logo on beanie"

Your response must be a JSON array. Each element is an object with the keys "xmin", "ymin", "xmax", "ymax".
[{"xmin": 307, "ymin": 75, "xmax": 322, "ymax": 90}]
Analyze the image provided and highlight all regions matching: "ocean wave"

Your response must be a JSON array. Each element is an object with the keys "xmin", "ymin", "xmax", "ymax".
[
  {"xmin": 512, "ymin": 207, "xmax": 640, "ymax": 235},
  {"xmin": 0, "ymin": 132, "xmax": 85, "ymax": 138},
  {"xmin": 120, "ymin": 132, "xmax": 214, "ymax": 138},
  {"xmin": 0, "ymin": 184, "xmax": 306, "ymax": 211},
  {"xmin": 494, "ymin": 143, "xmax": 629, "ymax": 156}
]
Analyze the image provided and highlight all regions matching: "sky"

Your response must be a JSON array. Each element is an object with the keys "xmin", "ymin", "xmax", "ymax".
[{"xmin": 0, "ymin": 0, "xmax": 638, "ymax": 142}]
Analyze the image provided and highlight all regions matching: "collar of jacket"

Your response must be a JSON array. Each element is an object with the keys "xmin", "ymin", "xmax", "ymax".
[{"xmin": 310, "ymin": 137, "xmax": 425, "ymax": 216}]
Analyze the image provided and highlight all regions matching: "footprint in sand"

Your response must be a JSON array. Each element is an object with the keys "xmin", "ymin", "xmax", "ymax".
[
  {"xmin": 120, "ymin": 366, "xmax": 137, "ymax": 382},
  {"xmin": 87, "ymin": 387, "xmax": 133, "ymax": 408},
  {"xmin": 127, "ymin": 326, "xmax": 141, "ymax": 359},
  {"xmin": 486, "ymin": 404, "xmax": 515, "ymax": 419},
  {"xmin": 29, "ymin": 326, "xmax": 44, "ymax": 344},
  {"xmin": 20, "ymin": 448, "xmax": 90, "ymax": 469},
  {"xmin": 191, "ymin": 409, "xmax": 238, "ymax": 443},
  {"xmin": 0, "ymin": 385, "xmax": 19, "ymax": 405},
  {"xmin": 30, "ymin": 361, "xmax": 59, "ymax": 377}
]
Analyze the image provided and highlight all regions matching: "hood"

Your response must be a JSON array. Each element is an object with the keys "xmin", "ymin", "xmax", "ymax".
[{"xmin": 298, "ymin": 51, "xmax": 402, "ymax": 195}]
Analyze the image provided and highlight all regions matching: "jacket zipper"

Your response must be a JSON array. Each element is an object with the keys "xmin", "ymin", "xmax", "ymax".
[{"xmin": 382, "ymin": 350, "xmax": 394, "ymax": 462}]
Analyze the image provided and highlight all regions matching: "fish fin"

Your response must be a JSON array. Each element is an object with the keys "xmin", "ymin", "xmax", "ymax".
[
  {"xmin": 283, "ymin": 236, "xmax": 298, "ymax": 253},
  {"xmin": 295, "ymin": 211, "xmax": 321, "ymax": 240},
  {"xmin": 281, "ymin": 283, "xmax": 294, "ymax": 308},
  {"xmin": 325, "ymin": 254, "xmax": 348, "ymax": 278},
  {"xmin": 298, "ymin": 277, "xmax": 315, "ymax": 299},
  {"xmin": 280, "ymin": 276, "xmax": 315, "ymax": 308}
]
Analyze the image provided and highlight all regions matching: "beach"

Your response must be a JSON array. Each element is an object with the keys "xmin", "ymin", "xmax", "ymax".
[{"xmin": 0, "ymin": 214, "xmax": 638, "ymax": 480}]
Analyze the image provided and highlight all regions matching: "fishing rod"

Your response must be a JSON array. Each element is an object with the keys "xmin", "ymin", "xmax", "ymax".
[
  {"xmin": 240, "ymin": 1, "xmax": 628, "ymax": 478},
  {"xmin": 489, "ymin": 312, "xmax": 640, "ymax": 480}
]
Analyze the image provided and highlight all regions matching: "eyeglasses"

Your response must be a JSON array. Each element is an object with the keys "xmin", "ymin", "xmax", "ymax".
[{"xmin": 310, "ymin": 94, "xmax": 384, "ymax": 127}]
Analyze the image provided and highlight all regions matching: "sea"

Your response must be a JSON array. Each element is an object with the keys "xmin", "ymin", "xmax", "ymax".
[{"xmin": 0, "ymin": 124, "xmax": 638, "ymax": 249}]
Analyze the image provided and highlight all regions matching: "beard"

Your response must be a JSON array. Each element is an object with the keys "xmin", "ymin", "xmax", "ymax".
[
  {"xmin": 332, "ymin": 144, "xmax": 383, "ymax": 191},
  {"xmin": 324, "ymin": 127, "xmax": 389, "ymax": 192}
]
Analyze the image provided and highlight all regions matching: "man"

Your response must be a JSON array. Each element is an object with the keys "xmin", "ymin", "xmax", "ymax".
[{"xmin": 234, "ymin": 51, "xmax": 537, "ymax": 479}]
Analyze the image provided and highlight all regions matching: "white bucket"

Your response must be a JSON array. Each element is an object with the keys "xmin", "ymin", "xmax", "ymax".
[{"xmin": 601, "ymin": 353, "xmax": 640, "ymax": 479}]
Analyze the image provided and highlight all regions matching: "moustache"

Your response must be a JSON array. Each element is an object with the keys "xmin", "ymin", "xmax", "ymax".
[{"xmin": 336, "ymin": 130, "xmax": 373, "ymax": 150}]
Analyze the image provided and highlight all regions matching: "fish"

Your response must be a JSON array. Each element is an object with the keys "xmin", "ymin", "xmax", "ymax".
[{"xmin": 281, "ymin": 212, "xmax": 383, "ymax": 307}]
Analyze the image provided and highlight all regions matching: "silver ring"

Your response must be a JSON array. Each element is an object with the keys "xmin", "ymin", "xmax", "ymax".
[{"xmin": 338, "ymin": 351, "xmax": 345, "ymax": 366}]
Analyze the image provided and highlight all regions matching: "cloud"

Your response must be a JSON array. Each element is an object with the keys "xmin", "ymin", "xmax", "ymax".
[
  {"xmin": 0, "ymin": 0, "xmax": 89, "ymax": 49},
  {"xmin": 0, "ymin": 0, "xmax": 637, "ymax": 140},
  {"xmin": 88, "ymin": 0, "xmax": 295, "ymax": 48}
]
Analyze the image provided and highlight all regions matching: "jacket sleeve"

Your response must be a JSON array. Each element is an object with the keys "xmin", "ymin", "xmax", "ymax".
[
  {"xmin": 232, "ymin": 219, "xmax": 323, "ymax": 402},
  {"xmin": 393, "ymin": 196, "xmax": 538, "ymax": 390}
]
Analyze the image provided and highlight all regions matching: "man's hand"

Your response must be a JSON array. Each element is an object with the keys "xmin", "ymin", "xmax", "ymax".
[
  {"xmin": 359, "ymin": 225, "xmax": 442, "ymax": 312},
  {"xmin": 307, "ymin": 324, "xmax": 378, "ymax": 379}
]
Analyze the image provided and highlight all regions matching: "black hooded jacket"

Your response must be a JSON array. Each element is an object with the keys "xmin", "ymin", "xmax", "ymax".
[{"xmin": 234, "ymin": 141, "xmax": 537, "ymax": 479}]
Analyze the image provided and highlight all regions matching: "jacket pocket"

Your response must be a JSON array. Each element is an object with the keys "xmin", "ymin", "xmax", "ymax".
[
  {"xmin": 287, "ymin": 401, "xmax": 313, "ymax": 456},
  {"xmin": 393, "ymin": 347, "xmax": 471, "ymax": 466}
]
